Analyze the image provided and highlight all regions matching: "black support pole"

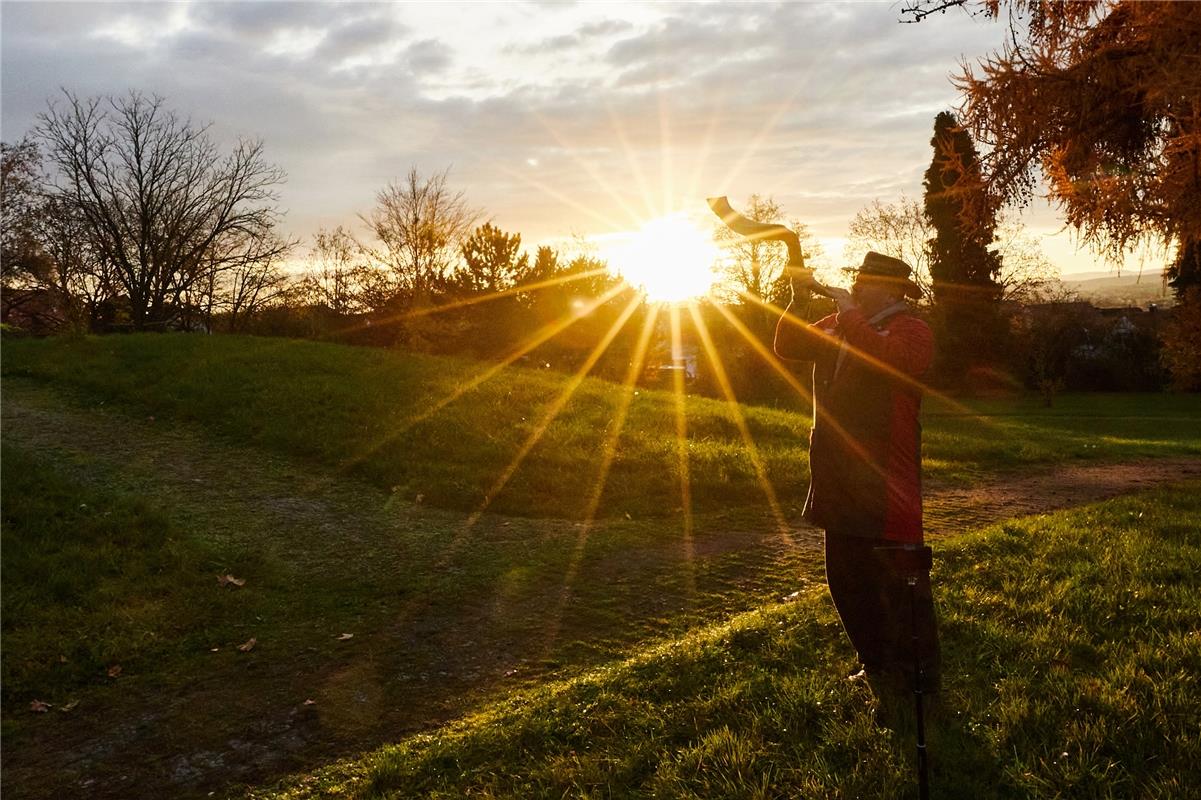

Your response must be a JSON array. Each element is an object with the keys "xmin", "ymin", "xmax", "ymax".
[{"xmin": 908, "ymin": 573, "xmax": 930, "ymax": 800}]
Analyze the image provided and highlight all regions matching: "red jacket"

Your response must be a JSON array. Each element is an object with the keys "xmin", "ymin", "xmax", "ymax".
[{"xmin": 774, "ymin": 304, "xmax": 933, "ymax": 542}]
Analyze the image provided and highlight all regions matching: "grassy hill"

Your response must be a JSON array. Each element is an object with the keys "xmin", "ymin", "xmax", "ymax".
[
  {"xmin": 1063, "ymin": 269, "xmax": 1174, "ymax": 308},
  {"xmin": 4, "ymin": 334, "xmax": 1200, "ymax": 521},
  {"xmin": 2, "ymin": 334, "xmax": 808, "ymax": 520}
]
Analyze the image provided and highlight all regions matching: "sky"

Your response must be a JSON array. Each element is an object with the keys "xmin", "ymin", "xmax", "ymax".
[{"xmin": 0, "ymin": 1, "xmax": 1133, "ymax": 277}]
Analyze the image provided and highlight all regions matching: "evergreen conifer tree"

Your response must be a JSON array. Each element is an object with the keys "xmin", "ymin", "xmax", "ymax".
[{"xmin": 923, "ymin": 111, "xmax": 1005, "ymax": 386}]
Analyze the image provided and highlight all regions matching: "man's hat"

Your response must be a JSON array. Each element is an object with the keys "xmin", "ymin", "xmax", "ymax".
[{"xmin": 846, "ymin": 251, "xmax": 923, "ymax": 298}]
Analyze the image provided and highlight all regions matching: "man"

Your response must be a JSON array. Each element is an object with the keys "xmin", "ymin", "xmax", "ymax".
[{"xmin": 774, "ymin": 251, "xmax": 940, "ymax": 695}]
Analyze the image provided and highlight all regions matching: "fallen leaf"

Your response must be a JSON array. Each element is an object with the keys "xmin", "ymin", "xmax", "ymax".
[
  {"xmin": 303, "ymin": 698, "xmax": 316, "ymax": 706},
  {"xmin": 217, "ymin": 574, "xmax": 246, "ymax": 588},
  {"xmin": 237, "ymin": 638, "xmax": 257, "ymax": 653},
  {"xmin": 336, "ymin": 633, "xmax": 354, "ymax": 641},
  {"xmin": 30, "ymin": 700, "xmax": 50, "ymax": 713},
  {"xmin": 210, "ymin": 647, "xmax": 220, "ymax": 652},
  {"xmin": 59, "ymin": 655, "xmax": 68, "ymax": 664},
  {"xmin": 415, "ymin": 493, "xmax": 425, "ymax": 504},
  {"xmin": 60, "ymin": 700, "xmax": 80, "ymax": 713},
  {"xmin": 107, "ymin": 665, "xmax": 123, "ymax": 678}
]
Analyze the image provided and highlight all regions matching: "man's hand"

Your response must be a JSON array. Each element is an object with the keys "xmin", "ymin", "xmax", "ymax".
[{"xmin": 825, "ymin": 286, "xmax": 857, "ymax": 313}]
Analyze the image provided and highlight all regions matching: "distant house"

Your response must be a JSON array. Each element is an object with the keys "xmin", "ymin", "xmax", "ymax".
[
  {"xmin": 640, "ymin": 312, "xmax": 702, "ymax": 387},
  {"xmin": 1014, "ymin": 299, "xmax": 1172, "ymax": 391},
  {"xmin": 652, "ymin": 344, "xmax": 699, "ymax": 385}
]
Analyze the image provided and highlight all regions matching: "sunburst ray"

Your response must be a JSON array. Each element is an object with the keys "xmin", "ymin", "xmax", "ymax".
[
  {"xmin": 604, "ymin": 101, "xmax": 661, "ymax": 222},
  {"xmin": 463, "ymin": 292, "xmax": 645, "ymax": 525},
  {"xmin": 380, "ymin": 296, "xmax": 645, "ymax": 642},
  {"xmin": 391, "ymin": 291, "xmax": 645, "ymax": 611},
  {"xmin": 709, "ymin": 299, "xmax": 890, "ymax": 482},
  {"xmin": 687, "ymin": 302, "xmax": 795, "ymax": 545},
  {"xmin": 494, "ymin": 160, "xmax": 632, "ymax": 233},
  {"xmin": 529, "ymin": 108, "xmax": 652, "ymax": 230},
  {"xmin": 336, "ymin": 266, "xmax": 616, "ymax": 340},
  {"xmin": 738, "ymin": 290, "xmax": 990, "ymax": 420},
  {"xmin": 537, "ymin": 303, "xmax": 663, "ymax": 656},
  {"xmin": 339, "ymin": 283, "xmax": 633, "ymax": 474},
  {"xmin": 669, "ymin": 303, "xmax": 697, "ymax": 611}
]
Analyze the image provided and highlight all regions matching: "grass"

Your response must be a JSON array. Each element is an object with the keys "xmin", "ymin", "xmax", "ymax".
[
  {"xmin": 0, "ymin": 442, "xmax": 272, "ymax": 707},
  {"xmin": 1, "ymin": 334, "xmax": 807, "ymax": 520},
  {"xmin": 0, "ymin": 388, "xmax": 820, "ymax": 799},
  {"xmin": 923, "ymin": 392, "xmax": 1201, "ymax": 485},
  {"xmin": 2, "ymin": 334, "xmax": 1198, "ymax": 798},
  {"xmin": 245, "ymin": 482, "xmax": 1201, "ymax": 800},
  {"xmin": 4, "ymin": 334, "xmax": 1200, "ymax": 519}
]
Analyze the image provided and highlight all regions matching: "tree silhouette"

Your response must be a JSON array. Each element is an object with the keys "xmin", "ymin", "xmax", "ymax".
[
  {"xmin": 361, "ymin": 167, "xmax": 479, "ymax": 308},
  {"xmin": 458, "ymin": 222, "xmax": 529, "ymax": 294},
  {"xmin": 525, "ymin": 246, "xmax": 560, "ymax": 289},
  {"xmin": 36, "ymin": 91, "xmax": 289, "ymax": 330},
  {"xmin": 845, "ymin": 196, "xmax": 933, "ymax": 301},
  {"xmin": 714, "ymin": 194, "xmax": 820, "ymax": 309},
  {"xmin": 946, "ymin": 1, "xmax": 1201, "ymax": 292},
  {"xmin": 1, "ymin": 138, "xmax": 51, "ymax": 296},
  {"xmin": 923, "ymin": 110, "xmax": 1005, "ymax": 384}
]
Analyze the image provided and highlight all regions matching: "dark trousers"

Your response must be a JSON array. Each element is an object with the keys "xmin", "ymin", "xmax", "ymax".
[{"xmin": 825, "ymin": 532, "xmax": 941, "ymax": 692}]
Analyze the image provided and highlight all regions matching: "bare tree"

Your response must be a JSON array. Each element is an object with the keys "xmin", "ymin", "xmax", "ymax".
[
  {"xmin": 35, "ymin": 90, "xmax": 288, "ymax": 330},
  {"xmin": 221, "ymin": 235, "xmax": 291, "ymax": 332},
  {"xmin": 714, "ymin": 194, "xmax": 822, "ymax": 307},
  {"xmin": 848, "ymin": 195, "xmax": 1063, "ymax": 308},
  {"xmin": 36, "ymin": 194, "xmax": 118, "ymax": 331},
  {"xmin": 2, "ymin": 137, "xmax": 118, "ymax": 331},
  {"xmin": 992, "ymin": 217, "xmax": 1060, "ymax": 304},
  {"xmin": 845, "ymin": 196, "xmax": 934, "ymax": 301},
  {"xmin": 301, "ymin": 226, "xmax": 369, "ymax": 315},
  {"xmin": 360, "ymin": 167, "xmax": 480, "ymax": 307},
  {"xmin": 1, "ymin": 138, "xmax": 54, "ymax": 312}
]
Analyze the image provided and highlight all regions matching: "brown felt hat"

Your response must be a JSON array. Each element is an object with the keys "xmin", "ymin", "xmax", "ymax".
[{"xmin": 845, "ymin": 251, "xmax": 923, "ymax": 298}]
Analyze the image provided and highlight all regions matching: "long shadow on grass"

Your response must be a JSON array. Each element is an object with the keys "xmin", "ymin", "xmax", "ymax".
[
  {"xmin": 349, "ymin": 485, "xmax": 1201, "ymax": 800},
  {"xmin": 0, "ymin": 398, "xmax": 820, "ymax": 800}
]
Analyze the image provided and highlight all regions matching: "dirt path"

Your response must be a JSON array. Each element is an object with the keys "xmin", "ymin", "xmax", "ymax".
[
  {"xmin": 3, "ymin": 380, "xmax": 1198, "ymax": 800},
  {"xmin": 924, "ymin": 458, "xmax": 1201, "ymax": 536}
]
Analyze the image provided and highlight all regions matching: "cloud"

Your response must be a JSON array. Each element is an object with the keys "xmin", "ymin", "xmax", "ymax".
[
  {"xmin": 405, "ymin": 39, "xmax": 453, "ymax": 74},
  {"xmin": 506, "ymin": 13, "xmax": 638, "ymax": 56},
  {"xmin": 1, "ymin": 2, "xmax": 156, "ymax": 41},
  {"xmin": 577, "ymin": 18, "xmax": 634, "ymax": 38},
  {"xmin": 189, "ymin": 2, "xmax": 345, "ymax": 41},
  {"xmin": 313, "ymin": 12, "xmax": 408, "ymax": 66},
  {"xmin": 3, "ymin": 1, "xmax": 1024, "ymax": 255}
]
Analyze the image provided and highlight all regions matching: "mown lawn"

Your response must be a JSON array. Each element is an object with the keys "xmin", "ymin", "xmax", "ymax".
[
  {"xmin": 0, "ymin": 390, "xmax": 818, "ymax": 800},
  {"xmin": 2, "ymin": 334, "xmax": 1198, "ymax": 799},
  {"xmin": 0, "ymin": 442, "xmax": 270, "ymax": 705},
  {"xmin": 4, "ymin": 334, "xmax": 1200, "ymax": 519},
  {"xmin": 246, "ymin": 482, "xmax": 1201, "ymax": 800}
]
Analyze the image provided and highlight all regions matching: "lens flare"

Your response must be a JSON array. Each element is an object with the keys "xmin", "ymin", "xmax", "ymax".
[{"xmin": 608, "ymin": 213, "xmax": 720, "ymax": 303}]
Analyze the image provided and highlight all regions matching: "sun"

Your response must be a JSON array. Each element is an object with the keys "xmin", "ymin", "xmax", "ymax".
[{"xmin": 609, "ymin": 213, "xmax": 721, "ymax": 303}]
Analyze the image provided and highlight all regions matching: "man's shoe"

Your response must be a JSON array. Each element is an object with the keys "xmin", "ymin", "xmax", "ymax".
[
  {"xmin": 847, "ymin": 666, "xmax": 873, "ymax": 684},
  {"xmin": 847, "ymin": 662, "xmax": 888, "ymax": 684}
]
